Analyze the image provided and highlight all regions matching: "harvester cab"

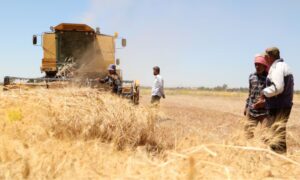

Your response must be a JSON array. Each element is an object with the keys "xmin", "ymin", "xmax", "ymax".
[{"xmin": 4, "ymin": 23, "xmax": 140, "ymax": 104}]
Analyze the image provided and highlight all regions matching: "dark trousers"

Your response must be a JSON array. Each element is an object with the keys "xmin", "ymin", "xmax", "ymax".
[
  {"xmin": 151, "ymin": 95, "xmax": 161, "ymax": 104},
  {"xmin": 266, "ymin": 108, "xmax": 292, "ymax": 154}
]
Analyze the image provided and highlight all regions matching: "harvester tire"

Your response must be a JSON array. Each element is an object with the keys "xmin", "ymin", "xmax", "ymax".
[
  {"xmin": 4, "ymin": 76, "xmax": 10, "ymax": 86},
  {"xmin": 3, "ymin": 76, "xmax": 10, "ymax": 91}
]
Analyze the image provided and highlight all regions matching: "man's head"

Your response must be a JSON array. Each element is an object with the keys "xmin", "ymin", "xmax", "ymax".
[
  {"xmin": 153, "ymin": 66, "xmax": 160, "ymax": 76},
  {"xmin": 107, "ymin": 64, "xmax": 116, "ymax": 74},
  {"xmin": 254, "ymin": 54, "xmax": 269, "ymax": 74},
  {"xmin": 265, "ymin": 47, "xmax": 280, "ymax": 65}
]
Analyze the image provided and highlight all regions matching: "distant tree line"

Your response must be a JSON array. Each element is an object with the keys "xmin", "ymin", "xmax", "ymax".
[
  {"xmin": 159, "ymin": 84, "xmax": 300, "ymax": 94},
  {"xmin": 171, "ymin": 84, "xmax": 248, "ymax": 92}
]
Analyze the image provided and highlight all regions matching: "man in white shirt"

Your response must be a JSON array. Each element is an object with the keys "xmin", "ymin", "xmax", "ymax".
[
  {"xmin": 254, "ymin": 47, "xmax": 294, "ymax": 154},
  {"xmin": 151, "ymin": 66, "xmax": 165, "ymax": 104}
]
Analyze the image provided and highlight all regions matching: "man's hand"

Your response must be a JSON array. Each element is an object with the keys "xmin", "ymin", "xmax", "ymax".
[
  {"xmin": 253, "ymin": 100, "xmax": 265, "ymax": 109},
  {"xmin": 94, "ymin": 78, "xmax": 101, "ymax": 83},
  {"xmin": 162, "ymin": 94, "xmax": 166, "ymax": 99},
  {"xmin": 98, "ymin": 78, "xmax": 106, "ymax": 83},
  {"xmin": 99, "ymin": 79, "xmax": 105, "ymax": 83},
  {"xmin": 243, "ymin": 108, "xmax": 247, "ymax": 116},
  {"xmin": 253, "ymin": 94, "xmax": 266, "ymax": 109}
]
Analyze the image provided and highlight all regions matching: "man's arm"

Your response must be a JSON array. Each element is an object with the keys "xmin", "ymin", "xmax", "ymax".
[
  {"xmin": 244, "ymin": 76, "xmax": 251, "ymax": 115},
  {"xmin": 263, "ymin": 63, "xmax": 285, "ymax": 98},
  {"xmin": 99, "ymin": 76, "xmax": 109, "ymax": 83},
  {"xmin": 159, "ymin": 78, "xmax": 165, "ymax": 98}
]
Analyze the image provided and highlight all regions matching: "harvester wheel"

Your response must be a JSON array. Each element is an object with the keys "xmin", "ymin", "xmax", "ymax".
[
  {"xmin": 4, "ymin": 76, "xmax": 10, "ymax": 86},
  {"xmin": 45, "ymin": 71, "xmax": 57, "ymax": 78},
  {"xmin": 3, "ymin": 76, "xmax": 10, "ymax": 91}
]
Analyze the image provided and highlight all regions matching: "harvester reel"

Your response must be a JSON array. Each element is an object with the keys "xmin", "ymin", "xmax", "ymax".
[{"xmin": 56, "ymin": 57, "xmax": 76, "ymax": 78}]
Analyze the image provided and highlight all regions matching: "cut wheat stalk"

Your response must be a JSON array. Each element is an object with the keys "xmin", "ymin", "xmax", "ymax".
[{"xmin": 206, "ymin": 144, "xmax": 300, "ymax": 167}]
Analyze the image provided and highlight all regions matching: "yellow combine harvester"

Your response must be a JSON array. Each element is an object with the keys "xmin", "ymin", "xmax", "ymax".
[{"xmin": 4, "ymin": 23, "xmax": 140, "ymax": 104}]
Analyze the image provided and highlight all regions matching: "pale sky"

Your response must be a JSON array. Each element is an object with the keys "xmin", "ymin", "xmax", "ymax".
[{"xmin": 0, "ymin": 0, "xmax": 299, "ymax": 89}]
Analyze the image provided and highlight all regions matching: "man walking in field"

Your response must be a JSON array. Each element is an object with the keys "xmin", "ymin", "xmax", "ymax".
[
  {"xmin": 254, "ymin": 47, "xmax": 294, "ymax": 154},
  {"xmin": 244, "ymin": 54, "xmax": 269, "ymax": 139},
  {"xmin": 151, "ymin": 66, "xmax": 165, "ymax": 105}
]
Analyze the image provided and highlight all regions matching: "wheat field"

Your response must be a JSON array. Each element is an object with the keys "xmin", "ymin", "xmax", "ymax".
[{"xmin": 0, "ymin": 87, "xmax": 299, "ymax": 179}]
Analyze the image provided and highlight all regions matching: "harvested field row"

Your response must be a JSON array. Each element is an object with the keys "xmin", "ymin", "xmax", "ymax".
[{"xmin": 0, "ymin": 88, "xmax": 299, "ymax": 179}]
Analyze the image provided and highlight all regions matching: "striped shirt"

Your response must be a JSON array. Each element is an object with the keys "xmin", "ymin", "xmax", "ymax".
[{"xmin": 245, "ymin": 72, "xmax": 268, "ymax": 118}]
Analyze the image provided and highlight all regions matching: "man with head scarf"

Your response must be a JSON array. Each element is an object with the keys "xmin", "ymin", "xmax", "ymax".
[{"xmin": 244, "ymin": 54, "xmax": 269, "ymax": 139}]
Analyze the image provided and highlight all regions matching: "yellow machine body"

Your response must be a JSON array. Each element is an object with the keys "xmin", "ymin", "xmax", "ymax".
[
  {"xmin": 41, "ymin": 23, "xmax": 116, "ymax": 78},
  {"xmin": 4, "ymin": 23, "xmax": 140, "ymax": 104}
]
